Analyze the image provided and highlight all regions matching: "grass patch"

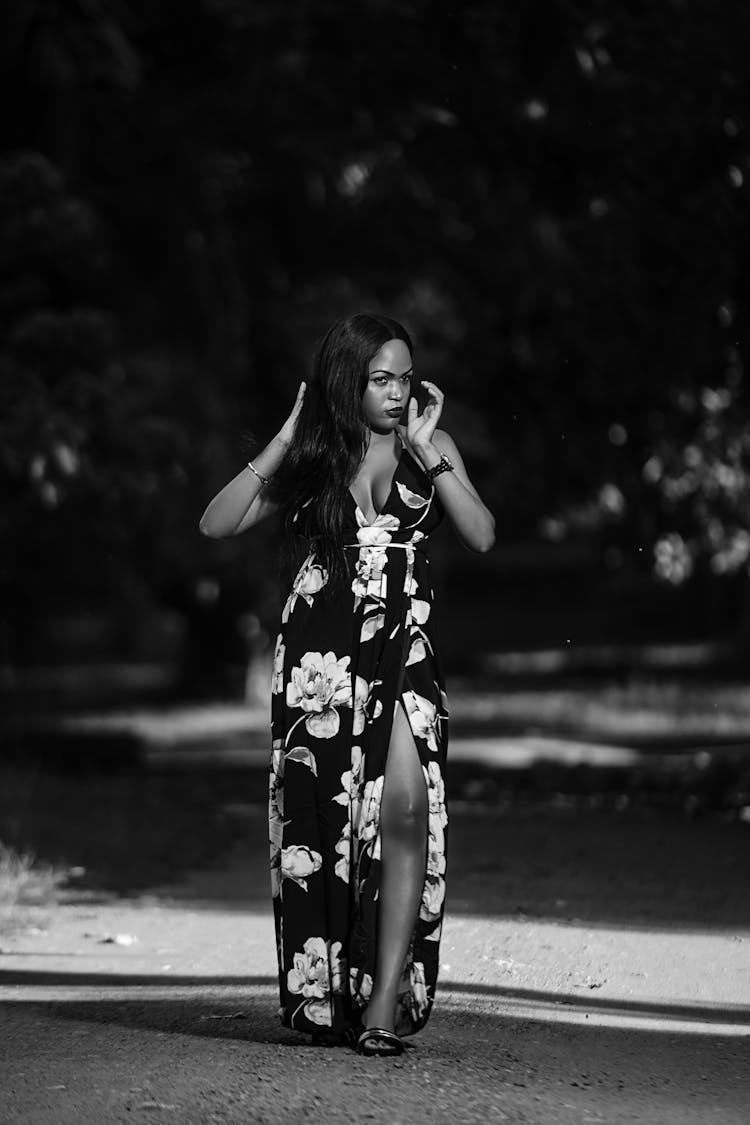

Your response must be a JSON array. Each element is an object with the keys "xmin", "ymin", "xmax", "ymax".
[
  {"xmin": 0, "ymin": 841, "xmax": 68, "ymax": 929},
  {"xmin": 0, "ymin": 770, "xmax": 255, "ymax": 899}
]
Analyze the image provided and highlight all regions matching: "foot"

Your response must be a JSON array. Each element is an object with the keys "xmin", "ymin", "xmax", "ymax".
[
  {"xmin": 356, "ymin": 1027, "xmax": 404, "ymax": 1057},
  {"xmin": 355, "ymin": 996, "xmax": 402, "ymax": 1056}
]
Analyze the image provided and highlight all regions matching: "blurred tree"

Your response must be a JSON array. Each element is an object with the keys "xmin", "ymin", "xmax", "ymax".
[
  {"xmin": 2, "ymin": 0, "xmax": 749, "ymax": 667},
  {"xmin": 0, "ymin": 151, "xmax": 193, "ymax": 663},
  {"xmin": 645, "ymin": 360, "xmax": 750, "ymax": 638}
]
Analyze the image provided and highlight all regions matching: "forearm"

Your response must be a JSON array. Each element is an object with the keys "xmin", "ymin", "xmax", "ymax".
[
  {"xmin": 198, "ymin": 433, "xmax": 288, "ymax": 539},
  {"xmin": 414, "ymin": 442, "xmax": 495, "ymax": 553}
]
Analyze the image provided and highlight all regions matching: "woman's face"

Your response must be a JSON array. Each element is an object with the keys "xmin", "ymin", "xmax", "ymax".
[{"xmin": 362, "ymin": 338, "xmax": 413, "ymax": 431}]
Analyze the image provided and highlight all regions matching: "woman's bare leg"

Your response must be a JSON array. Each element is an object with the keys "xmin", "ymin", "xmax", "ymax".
[{"xmin": 363, "ymin": 700, "xmax": 428, "ymax": 1033}]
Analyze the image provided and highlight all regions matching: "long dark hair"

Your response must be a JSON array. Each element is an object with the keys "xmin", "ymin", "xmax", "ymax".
[{"xmin": 269, "ymin": 312, "xmax": 414, "ymax": 588}]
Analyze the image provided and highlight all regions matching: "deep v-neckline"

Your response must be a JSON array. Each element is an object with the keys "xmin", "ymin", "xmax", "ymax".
[{"xmin": 348, "ymin": 433, "xmax": 405, "ymax": 527}]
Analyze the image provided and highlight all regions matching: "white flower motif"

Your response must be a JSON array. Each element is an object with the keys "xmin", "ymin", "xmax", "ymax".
[
  {"xmin": 288, "ymin": 940, "xmax": 328, "ymax": 997},
  {"xmin": 352, "ymin": 675, "xmax": 382, "ymax": 736},
  {"xmin": 285, "ymin": 745, "xmax": 317, "ymax": 775},
  {"xmin": 403, "ymin": 690, "xmax": 440, "ymax": 753},
  {"xmin": 355, "ymin": 510, "xmax": 400, "ymax": 546},
  {"xmin": 269, "ymin": 740, "xmax": 285, "ymax": 898},
  {"xmin": 305, "ymin": 999, "xmax": 334, "ymax": 1026},
  {"xmin": 408, "ymin": 960, "xmax": 430, "ymax": 1014},
  {"xmin": 282, "ymin": 556, "xmax": 329, "ymax": 623},
  {"xmin": 332, "ymin": 748, "xmax": 364, "ymax": 882},
  {"xmin": 358, "ymin": 775, "xmax": 384, "ymax": 859},
  {"xmin": 395, "ymin": 960, "xmax": 430, "ymax": 1033},
  {"xmin": 423, "ymin": 761, "xmax": 447, "ymax": 880},
  {"xmin": 351, "ymin": 546, "xmax": 388, "ymax": 605},
  {"xmin": 287, "ymin": 938, "xmax": 345, "ymax": 1027},
  {"xmin": 426, "ymin": 821, "xmax": 446, "ymax": 877},
  {"xmin": 424, "ymin": 761, "xmax": 447, "ymax": 822},
  {"xmin": 396, "ymin": 481, "xmax": 429, "ymax": 509},
  {"xmin": 330, "ymin": 943, "xmax": 346, "ymax": 994},
  {"xmin": 333, "ymin": 746, "xmax": 364, "ymax": 809},
  {"xmin": 350, "ymin": 967, "xmax": 374, "ymax": 1005},
  {"xmin": 281, "ymin": 844, "xmax": 322, "ymax": 891},
  {"xmin": 411, "ymin": 598, "xmax": 430, "ymax": 625},
  {"xmin": 269, "ymin": 741, "xmax": 285, "ymax": 845},
  {"xmin": 361, "ymin": 611, "xmax": 386, "ymax": 643},
  {"xmin": 420, "ymin": 875, "xmax": 445, "ymax": 922},
  {"xmin": 286, "ymin": 651, "xmax": 369, "ymax": 740},
  {"xmin": 334, "ymin": 819, "xmax": 351, "ymax": 883}
]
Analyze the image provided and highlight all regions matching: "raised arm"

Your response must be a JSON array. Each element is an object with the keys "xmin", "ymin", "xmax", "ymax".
[
  {"xmin": 198, "ymin": 382, "xmax": 305, "ymax": 538},
  {"xmin": 405, "ymin": 381, "xmax": 495, "ymax": 553}
]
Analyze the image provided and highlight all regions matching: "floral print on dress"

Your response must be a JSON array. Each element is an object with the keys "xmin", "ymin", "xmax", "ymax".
[
  {"xmin": 421, "ymin": 761, "xmax": 448, "ymax": 924},
  {"xmin": 269, "ymin": 740, "xmax": 285, "ymax": 899},
  {"xmin": 287, "ymin": 937, "xmax": 345, "ymax": 1027},
  {"xmin": 286, "ymin": 651, "xmax": 371, "ymax": 739},
  {"xmin": 272, "ymin": 634, "xmax": 285, "ymax": 695},
  {"xmin": 281, "ymin": 845, "xmax": 322, "ymax": 891},
  {"xmin": 282, "ymin": 556, "xmax": 329, "ymax": 623},
  {"xmin": 352, "ymin": 546, "xmax": 388, "ymax": 607},
  {"xmin": 403, "ymin": 689, "xmax": 441, "ymax": 754},
  {"xmin": 358, "ymin": 775, "xmax": 385, "ymax": 864},
  {"xmin": 395, "ymin": 959, "xmax": 431, "ymax": 1034},
  {"xmin": 395, "ymin": 481, "xmax": 430, "ymax": 510},
  {"xmin": 270, "ymin": 439, "xmax": 449, "ymax": 1038}
]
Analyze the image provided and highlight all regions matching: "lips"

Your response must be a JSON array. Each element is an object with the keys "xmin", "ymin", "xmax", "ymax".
[{"xmin": 385, "ymin": 407, "xmax": 403, "ymax": 416}]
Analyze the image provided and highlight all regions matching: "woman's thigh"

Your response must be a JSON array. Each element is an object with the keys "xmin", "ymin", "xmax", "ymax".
[{"xmin": 380, "ymin": 700, "xmax": 428, "ymax": 840}]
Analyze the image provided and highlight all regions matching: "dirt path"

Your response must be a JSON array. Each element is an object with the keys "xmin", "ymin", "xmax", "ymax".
[{"xmin": 1, "ymin": 806, "xmax": 749, "ymax": 1123}]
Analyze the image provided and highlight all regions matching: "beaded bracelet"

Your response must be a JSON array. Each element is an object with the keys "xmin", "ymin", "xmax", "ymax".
[
  {"xmin": 247, "ymin": 461, "xmax": 271, "ymax": 487},
  {"xmin": 425, "ymin": 454, "xmax": 454, "ymax": 482}
]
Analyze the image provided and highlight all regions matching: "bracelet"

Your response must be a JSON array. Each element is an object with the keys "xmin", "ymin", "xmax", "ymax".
[
  {"xmin": 425, "ymin": 454, "xmax": 454, "ymax": 483},
  {"xmin": 247, "ymin": 461, "xmax": 271, "ymax": 487}
]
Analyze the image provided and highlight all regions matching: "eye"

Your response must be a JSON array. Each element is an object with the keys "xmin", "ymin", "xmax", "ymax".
[
  {"xmin": 400, "ymin": 373, "xmax": 412, "ymax": 383},
  {"xmin": 373, "ymin": 376, "xmax": 388, "ymax": 386}
]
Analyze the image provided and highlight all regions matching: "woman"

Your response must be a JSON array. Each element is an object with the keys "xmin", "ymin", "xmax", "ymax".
[{"xmin": 199, "ymin": 313, "xmax": 494, "ymax": 1055}]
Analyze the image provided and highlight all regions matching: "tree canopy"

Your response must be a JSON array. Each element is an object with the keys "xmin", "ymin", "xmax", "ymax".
[{"xmin": 2, "ymin": 0, "xmax": 748, "ymax": 657}]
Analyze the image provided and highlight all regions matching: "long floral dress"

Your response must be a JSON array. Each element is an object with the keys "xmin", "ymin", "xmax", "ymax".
[{"xmin": 268, "ymin": 443, "xmax": 449, "ymax": 1038}]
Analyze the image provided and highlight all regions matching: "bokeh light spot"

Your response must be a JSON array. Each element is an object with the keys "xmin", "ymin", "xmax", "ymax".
[{"xmin": 523, "ymin": 99, "xmax": 548, "ymax": 121}]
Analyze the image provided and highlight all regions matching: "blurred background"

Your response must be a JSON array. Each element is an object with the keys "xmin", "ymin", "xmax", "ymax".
[{"xmin": 2, "ymin": 1, "xmax": 750, "ymax": 901}]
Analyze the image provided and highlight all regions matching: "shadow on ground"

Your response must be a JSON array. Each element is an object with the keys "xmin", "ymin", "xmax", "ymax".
[
  {"xmin": 2, "ymin": 971, "xmax": 749, "ymax": 1029},
  {"xmin": 1, "ymin": 987, "xmax": 748, "ymax": 1125},
  {"xmin": 2, "ymin": 768, "xmax": 750, "ymax": 932}
]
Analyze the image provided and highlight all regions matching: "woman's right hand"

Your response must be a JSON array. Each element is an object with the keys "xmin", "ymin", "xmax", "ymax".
[{"xmin": 276, "ymin": 381, "xmax": 306, "ymax": 448}]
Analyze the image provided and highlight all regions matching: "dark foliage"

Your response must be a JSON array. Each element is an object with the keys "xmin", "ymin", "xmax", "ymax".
[{"xmin": 1, "ymin": 0, "xmax": 748, "ymax": 658}]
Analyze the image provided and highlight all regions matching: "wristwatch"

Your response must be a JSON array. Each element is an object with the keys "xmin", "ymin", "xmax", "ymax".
[{"xmin": 425, "ymin": 454, "xmax": 454, "ymax": 482}]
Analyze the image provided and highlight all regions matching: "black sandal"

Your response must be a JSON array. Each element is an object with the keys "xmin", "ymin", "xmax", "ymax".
[{"xmin": 355, "ymin": 1027, "xmax": 405, "ymax": 1057}]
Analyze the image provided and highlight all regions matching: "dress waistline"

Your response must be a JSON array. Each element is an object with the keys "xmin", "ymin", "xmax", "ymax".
[{"xmin": 343, "ymin": 541, "xmax": 424, "ymax": 551}]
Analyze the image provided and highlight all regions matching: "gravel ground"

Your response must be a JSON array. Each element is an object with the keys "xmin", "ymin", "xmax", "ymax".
[{"xmin": 1, "ymin": 804, "xmax": 749, "ymax": 1124}]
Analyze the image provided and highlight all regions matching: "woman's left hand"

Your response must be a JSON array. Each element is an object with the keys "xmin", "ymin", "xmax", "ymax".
[{"xmin": 407, "ymin": 381, "xmax": 445, "ymax": 451}]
